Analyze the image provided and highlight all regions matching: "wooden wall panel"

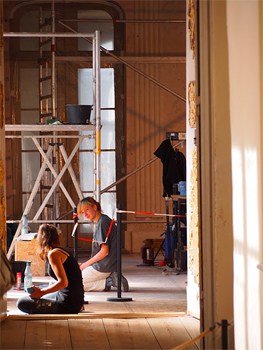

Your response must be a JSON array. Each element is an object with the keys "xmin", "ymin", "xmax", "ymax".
[
  {"xmin": 125, "ymin": 1, "xmax": 186, "ymax": 251},
  {"xmin": 0, "ymin": 0, "xmax": 6, "ymax": 251},
  {"xmin": 3, "ymin": 0, "xmax": 186, "ymax": 254}
]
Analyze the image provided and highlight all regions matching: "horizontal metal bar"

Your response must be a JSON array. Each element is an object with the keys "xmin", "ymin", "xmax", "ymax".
[
  {"xmin": 40, "ymin": 113, "xmax": 53, "ymax": 117},
  {"xmin": 121, "ymin": 220, "xmax": 166, "ymax": 224},
  {"xmin": 4, "ymin": 32, "xmax": 95, "ymax": 38},
  {"xmin": 5, "ymin": 124, "xmax": 96, "ymax": 132},
  {"xmin": 5, "ymin": 135, "xmax": 94, "ymax": 139},
  {"xmin": 40, "ymin": 94, "xmax": 52, "ymax": 100},
  {"xmin": 6, "ymin": 220, "xmax": 84, "ymax": 224},
  {"xmin": 39, "ymin": 38, "xmax": 52, "ymax": 46},
  {"xmin": 63, "ymin": 18, "xmax": 186, "ymax": 24},
  {"xmin": 40, "ymin": 76, "xmax": 52, "ymax": 82},
  {"xmin": 56, "ymin": 56, "xmax": 186, "ymax": 64}
]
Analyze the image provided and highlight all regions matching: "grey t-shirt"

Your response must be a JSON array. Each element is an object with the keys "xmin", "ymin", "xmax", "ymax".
[{"xmin": 91, "ymin": 214, "xmax": 117, "ymax": 273}]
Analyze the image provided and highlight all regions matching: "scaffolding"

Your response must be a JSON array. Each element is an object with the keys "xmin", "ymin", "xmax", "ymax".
[
  {"xmin": 5, "ymin": 27, "xmax": 101, "ymax": 259},
  {"xmin": 39, "ymin": 5, "xmax": 57, "ymax": 221},
  {"xmin": 4, "ymin": 1, "xmax": 187, "ymax": 259}
]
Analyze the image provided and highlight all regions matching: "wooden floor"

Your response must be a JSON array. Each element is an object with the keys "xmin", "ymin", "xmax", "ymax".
[{"xmin": 1, "ymin": 254, "xmax": 200, "ymax": 350}]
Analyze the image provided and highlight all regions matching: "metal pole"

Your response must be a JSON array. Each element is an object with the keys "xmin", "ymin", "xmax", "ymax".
[
  {"xmin": 101, "ymin": 156, "xmax": 157, "ymax": 194},
  {"xmin": 57, "ymin": 20, "xmax": 185, "ymax": 102},
  {"xmin": 175, "ymin": 198, "xmax": 181, "ymax": 272},
  {"xmin": 117, "ymin": 211, "xmax": 122, "ymax": 299},
  {"xmin": 51, "ymin": 0, "xmax": 56, "ymax": 118},
  {"xmin": 101, "ymin": 141, "xmax": 184, "ymax": 194},
  {"xmin": 107, "ymin": 211, "xmax": 132, "ymax": 302},
  {"xmin": 92, "ymin": 32, "xmax": 96, "ymax": 199},
  {"xmin": 73, "ymin": 207, "xmax": 78, "ymax": 260},
  {"xmin": 221, "ymin": 319, "xmax": 229, "ymax": 349},
  {"xmin": 63, "ymin": 19, "xmax": 186, "ymax": 24},
  {"xmin": 165, "ymin": 198, "xmax": 173, "ymax": 267},
  {"xmin": 95, "ymin": 30, "xmax": 101, "ymax": 203},
  {"xmin": 51, "ymin": 0, "xmax": 59, "ymax": 223}
]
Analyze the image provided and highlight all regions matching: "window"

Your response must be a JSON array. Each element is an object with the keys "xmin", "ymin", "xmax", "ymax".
[
  {"xmin": 78, "ymin": 10, "xmax": 114, "ymax": 51},
  {"xmin": 78, "ymin": 68, "xmax": 116, "ymax": 218}
]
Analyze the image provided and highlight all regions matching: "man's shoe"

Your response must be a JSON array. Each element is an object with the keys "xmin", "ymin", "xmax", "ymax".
[
  {"xmin": 110, "ymin": 272, "xmax": 129, "ymax": 292},
  {"xmin": 105, "ymin": 276, "xmax": 112, "ymax": 291}
]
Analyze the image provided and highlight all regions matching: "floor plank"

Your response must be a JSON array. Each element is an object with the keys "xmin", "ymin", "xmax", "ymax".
[
  {"xmin": 180, "ymin": 316, "xmax": 200, "ymax": 348},
  {"xmin": 24, "ymin": 320, "xmax": 46, "ymax": 350},
  {"xmin": 46, "ymin": 320, "xmax": 72, "ymax": 350},
  {"xmin": 2, "ymin": 255, "xmax": 200, "ymax": 350},
  {"xmin": 148, "ymin": 317, "xmax": 198, "ymax": 349},
  {"xmin": 103, "ymin": 318, "xmax": 161, "ymax": 350},
  {"xmin": 123, "ymin": 300, "xmax": 187, "ymax": 314},
  {"xmin": 0, "ymin": 319, "xmax": 26, "ymax": 349},
  {"xmin": 69, "ymin": 319, "xmax": 111, "ymax": 350}
]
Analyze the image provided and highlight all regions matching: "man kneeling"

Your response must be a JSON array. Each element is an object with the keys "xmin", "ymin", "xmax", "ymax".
[{"xmin": 77, "ymin": 197, "xmax": 129, "ymax": 292}]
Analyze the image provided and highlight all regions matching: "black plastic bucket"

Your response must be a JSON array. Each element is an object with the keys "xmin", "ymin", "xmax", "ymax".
[{"xmin": 66, "ymin": 104, "xmax": 92, "ymax": 125}]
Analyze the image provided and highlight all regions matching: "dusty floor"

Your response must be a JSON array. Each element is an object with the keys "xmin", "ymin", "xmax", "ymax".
[
  {"xmin": 2, "ymin": 254, "xmax": 201, "ymax": 350},
  {"xmin": 7, "ymin": 253, "xmax": 188, "ymax": 314}
]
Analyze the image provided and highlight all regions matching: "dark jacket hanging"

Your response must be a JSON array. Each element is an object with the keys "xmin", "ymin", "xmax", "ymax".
[{"xmin": 154, "ymin": 139, "xmax": 186, "ymax": 197}]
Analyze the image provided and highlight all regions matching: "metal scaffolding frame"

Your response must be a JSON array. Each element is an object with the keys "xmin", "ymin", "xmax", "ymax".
[
  {"xmin": 6, "ymin": 126, "xmax": 99, "ymax": 260},
  {"xmin": 3, "ymin": 2, "xmax": 187, "ymax": 258},
  {"xmin": 5, "ymin": 27, "xmax": 101, "ymax": 259}
]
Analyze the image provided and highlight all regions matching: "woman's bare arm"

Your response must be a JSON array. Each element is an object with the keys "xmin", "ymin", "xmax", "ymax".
[{"xmin": 29, "ymin": 250, "xmax": 68, "ymax": 299}]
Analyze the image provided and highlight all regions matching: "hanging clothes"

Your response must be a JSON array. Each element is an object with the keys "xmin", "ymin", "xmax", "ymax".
[{"xmin": 154, "ymin": 139, "xmax": 186, "ymax": 197}]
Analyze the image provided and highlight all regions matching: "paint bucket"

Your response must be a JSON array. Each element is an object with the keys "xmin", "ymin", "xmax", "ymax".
[
  {"xmin": 66, "ymin": 104, "xmax": 92, "ymax": 124},
  {"xmin": 178, "ymin": 181, "xmax": 186, "ymax": 196}
]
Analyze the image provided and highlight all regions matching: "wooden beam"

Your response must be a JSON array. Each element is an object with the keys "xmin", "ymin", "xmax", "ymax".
[
  {"xmin": 56, "ymin": 56, "xmax": 186, "ymax": 64},
  {"xmin": 8, "ymin": 52, "xmax": 185, "ymax": 65},
  {"xmin": 7, "ymin": 311, "xmax": 186, "ymax": 320}
]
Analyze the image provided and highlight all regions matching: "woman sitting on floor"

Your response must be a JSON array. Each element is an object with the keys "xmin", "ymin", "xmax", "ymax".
[{"xmin": 17, "ymin": 224, "xmax": 84, "ymax": 314}]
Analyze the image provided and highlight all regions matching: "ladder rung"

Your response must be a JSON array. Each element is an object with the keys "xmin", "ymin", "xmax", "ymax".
[
  {"xmin": 40, "ymin": 38, "xmax": 52, "ymax": 46},
  {"xmin": 40, "ymin": 112, "xmax": 53, "ymax": 117},
  {"xmin": 44, "ymin": 204, "xmax": 54, "ymax": 209},
  {"xmin": 41, "ymin": 186, "xmax": 51, "ymax": 189},
  {"xmin": 40, "ymin": 76, "xmax": 52, "ymax": 82},
  {"xmin": 39, "ymin": 21, "xmax": 51, "ymax": 30},
  {"xmin": 38, "ymin": 58, "xmax": 51, "ymax": 65},
  {"xmin": 39, "ymin": 24, "xmax": 50, "ymax": 30},
  {"xmin": 40, "ymin": 94, "xmax": 52, "ymax": 100}
]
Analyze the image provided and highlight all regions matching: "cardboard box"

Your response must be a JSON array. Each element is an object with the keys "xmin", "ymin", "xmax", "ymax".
[{"xmin": 15, "ymin": 239, "xmax": 46, "ymax": 276}]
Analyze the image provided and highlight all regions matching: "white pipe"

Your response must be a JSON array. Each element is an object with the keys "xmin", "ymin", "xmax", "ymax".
[
  {"xmin": 95, "ymin": 30, "xmax": 101, "ymax": 203},
  {"xmin": 92, "ymin": 32, "xmax": 96, "ymax": 199},
  {"xmin": 51, "ymin": 0, "xmax": 56, "ymax": 118}
]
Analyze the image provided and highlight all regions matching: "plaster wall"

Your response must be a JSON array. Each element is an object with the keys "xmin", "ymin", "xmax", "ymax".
[
  {"xmin": 186, "ymin": 0, "xmax": 200, "ymax": 319},
  {"xmin": 209, "ymin": 0, "xmax": 234, "ymax": 322},
  {"xmin": 199, "ymin": 1, "xmax": 234, "ymax": 347},
  {"xmin": 226, "ymin": 1, "xmax": 263, "ymax": 348}
]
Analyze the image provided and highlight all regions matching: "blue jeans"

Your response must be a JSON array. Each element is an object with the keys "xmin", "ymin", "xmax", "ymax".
[{"xmin": 16, "ymin": 292, "xmax": 76, "ymax": 314}]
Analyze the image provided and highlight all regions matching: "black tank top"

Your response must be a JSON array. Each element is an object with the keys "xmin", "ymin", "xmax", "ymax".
[{"xmin": 47, "ymin": 247, "xmax": 84, "ymax": 313}]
